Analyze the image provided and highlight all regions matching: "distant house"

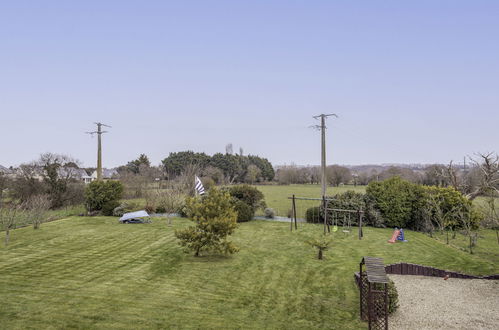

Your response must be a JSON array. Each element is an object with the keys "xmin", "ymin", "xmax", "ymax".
[
  {"xmin": 90, "ymin": 168, "xmax": 118, "ymax": 181},
  {"xmin": 58, "ymin": 167, "xmax": 93, "ymax": 184},
  {"xmin": 8, "ymin": 166, "xmax": 93, "ymax": 184}
]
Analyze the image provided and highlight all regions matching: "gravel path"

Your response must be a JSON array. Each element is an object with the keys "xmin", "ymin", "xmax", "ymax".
[{"xmin": 389, "ymin": 275, "xmax": 499, "ymax": 330}]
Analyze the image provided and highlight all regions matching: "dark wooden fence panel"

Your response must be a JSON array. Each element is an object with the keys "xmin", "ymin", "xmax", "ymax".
[{"xmin": 384, "ymin": 263, "xmax": 498, "ymax": 280}]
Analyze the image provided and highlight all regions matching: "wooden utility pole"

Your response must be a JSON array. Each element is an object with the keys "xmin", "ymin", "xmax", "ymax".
[{"xmin": 86, "ymin": 122, "xmax": 111, "ymax": 181}]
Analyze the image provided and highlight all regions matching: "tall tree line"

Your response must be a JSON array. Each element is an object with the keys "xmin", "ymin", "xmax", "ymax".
[{"xmin": 161, "ymin": 151, "xmax": 274, "ymax": 184}]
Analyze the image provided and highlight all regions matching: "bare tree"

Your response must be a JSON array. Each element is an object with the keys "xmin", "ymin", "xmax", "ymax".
[
  {"xmin": 0, "ymin": 206, "xmax": 24, "ymax": 246},
  {"xmin": 467, "ymin": 152, "xmax": 499, "ymax": 200},
  {"xmin": 481, "ymin": 197, "xmax": 499, "ymax": 244},
  {"xmin": 326, "ymin": 165, "xmax": 352, "ymax": 186},
  {"xmin": 145, "ymin": 182, "xmax": 185, "ymax": 226},
  {"xmin": 439, "ymin": 153, "xmax": 498, "ymax": 200},
  {"xmin": 177, "ymin": 164, "xmax": 201, "ymax": 196},
  {"xmin": 427, "ymin": 194, "xmax": 446, "ymax": 234},
  {"xmin": 0, "ymin": 173, "xmax": 9, "ymax": 208},
  {"xmin": 225, "ymin": 143, "xmax": 233, "ymax": 155},
  {"xmin": 454, "ymin": 206, "xmax": 477, "ymax": 254},
  {"xmin": 24, "ymin": 194, "xmax": 51, "ymax": 230}
]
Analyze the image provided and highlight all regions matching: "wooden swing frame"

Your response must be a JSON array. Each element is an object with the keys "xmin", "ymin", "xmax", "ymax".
[{"xmin": 287, "ymin": 195, "xmax": 365, "ymax": 239}]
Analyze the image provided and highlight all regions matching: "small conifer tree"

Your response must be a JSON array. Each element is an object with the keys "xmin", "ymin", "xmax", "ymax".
[{"xmin": 175, "ymin": 188, "xmax": 239, "ymax": 256}]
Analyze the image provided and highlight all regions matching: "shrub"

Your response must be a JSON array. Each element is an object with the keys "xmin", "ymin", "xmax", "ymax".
[
  {"xmin": 324, "ymin": 190, "xmax": 366, "ymax": 226},
  {"xmin": 232, "ymin": 199, "xmax": 254, "ymax": 222},
  {"xmin": 113, "ymin": 201, "xmax": 141, "ymax": 217},
  {"xmin": 144, "ymin": 204, "xmax": 156, "ymax": 214},
  {"xmin": 84, "ymin": 181, "xmax": 123, "ymax": 214},
  {"xmin": 264, "ymin": 208, "xmax": 275, "ymax": 219},
  {"xmin": 388, "ymin": 279, "xmax": 399, "ymax": 314},
  {"xmin": 306, "ymin": 206, "xmax": 323, "ymax": 223},
  {"xmin": 225, "ymin": 185, "xmax": 266, "ymax": 212},
  {"xmin": 102, "ymin": 200, "xmax": 120, "ymax": 216},
  {"xmin": 155, "ymin": 206, "xmax": 167, "ymax": 213},
  {"xmin": 200, "ymin": 177, "xmax": 215, "ymax": 191},
  {"xmin": 175, "ymin": 188, "xmax": 238, "ymax": 256},
  {"xmin": 366, "ymin": 177, "xmax": 420, "ymax": 228}
]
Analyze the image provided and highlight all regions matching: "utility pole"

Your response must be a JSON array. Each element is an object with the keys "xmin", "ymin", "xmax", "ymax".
[
  {"xmin": 312, "ymin": 114, "xmax": 337, "ymax": 235},
  {"xmin": 86, "ymin": 122, "xmax": 111, "ymax": 181},
  {"xmin": 312, "ymin": 114, "xmax": 338, "ymax": 198}
]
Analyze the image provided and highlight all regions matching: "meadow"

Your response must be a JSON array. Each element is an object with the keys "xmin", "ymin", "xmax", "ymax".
[
  {"xmin": 254, "ymin": 184, "xmax": 499, "ymax": 219},
  {"xmin": 254, "ymin": 184, "xmax": 366, "ymax": 218},
  {"xmin": 0, "ymin": 216, "xmax": 497, "ymax": 329}
]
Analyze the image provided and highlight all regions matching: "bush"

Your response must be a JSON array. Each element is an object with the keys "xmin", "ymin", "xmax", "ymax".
[
  {"xmin": 306, "ymin": 206, "xmax": 323, "ymax": 223},
  {"xmin": 232, "ymin": 199, "xmax": 254, "ymax": 222},
  {"xmin": 144, "ymin": 204, "xmax": 156, "ymax": 214},
  {"xmin": 200, "ymin": 177, "xmax": 215, "ymax": 191},
  {"xmin": 102, "ymin": 200, "xmax": 120, "ymax": 216},
  {"xmin": 264, "ymin": 208, "xmax": 275, "ymax": 219},
  {"xmin": 155, "ymin": 206, "xmax": 167, "ymax": 213},
  {"xmin": 388, "ymin": 279, "xmax": 399, "ymax": 314},
  {"xmin": 225, "ymin": 185, "xmax": 266, "ymax": 212},
  {"xmin": 84, "ymin": 181, "xmax": 123, "ymax": 213},
  {"xmin": 366, "ymin": 177, "xmax": 420, "ymax": 228},
  {"xmin": 324, "ymin": 190, "xmax": 366, "ymax": 226},
  {"xmin": 113, "ymin": 201, "xmax": 141, "ymax": 217}
]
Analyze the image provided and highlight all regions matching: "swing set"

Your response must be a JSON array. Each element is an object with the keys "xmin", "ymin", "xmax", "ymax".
[{"xmin": 288, "ymin": 194, "xmax": 364, "ymax": 240}]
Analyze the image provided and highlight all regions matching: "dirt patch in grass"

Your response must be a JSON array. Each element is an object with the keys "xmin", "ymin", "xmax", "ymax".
[{"xmin": 389, "ymin": 275, "xmax": 499, "ymax": 330}]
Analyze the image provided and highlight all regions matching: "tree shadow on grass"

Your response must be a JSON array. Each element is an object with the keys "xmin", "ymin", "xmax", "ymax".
[
  {"xmin": 186, "ymin": 254, "xmax": 234, "ymax": 263},
  {"xmin": 149, "ymin": 248, "xmax": 185, "ymax": 277}
]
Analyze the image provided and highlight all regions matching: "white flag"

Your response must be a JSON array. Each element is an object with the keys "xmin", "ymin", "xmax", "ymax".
[{"xmin": 195, "ymin": 176, "xmax": 205, "ymax": 195}]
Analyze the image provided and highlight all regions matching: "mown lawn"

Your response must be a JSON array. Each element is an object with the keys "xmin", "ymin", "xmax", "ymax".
[
  {"xmin": 0, "ymin": 217, "xmax": 497, "ymax": 329},
  {"xmin": 254, "ymin": 184, "xmax": 366, "ymax": 218}
]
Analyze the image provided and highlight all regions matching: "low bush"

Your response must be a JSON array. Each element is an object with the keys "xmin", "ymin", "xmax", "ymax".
[
  {"xmin": 388, "ymin": 279, "xmax": 399, "ymax": 314},
  {"xmin": 200, "ymin": 177, "xmax": 215, "ymax": 191},
  {"xmin": 113, "ymin": 201, "xmax": 141, "ymax": 217},
  {"xmin": 264, "ymin": 208, "xmax": 275, "ymax": 219},
  {"xmin": 225, "ymin": 185, "xmax": 266, "ymax": 212},
  {"xmin": 144, "ymin": 204, "xmax": 156, "ymax": 214},
  {"xmin": 155, "ymin": 206, "xmax": 167, "ymax": 213},
  {"xmin": 306, "ymin": 206, "xmax": 323, "ymax": 223},
  {"xmin": 102, "ymin": 200, "xmax": 120, "ymax": 216},
  {"xmin": 232, "ymin": 199, "xmax": 254, "ymax": 222}
]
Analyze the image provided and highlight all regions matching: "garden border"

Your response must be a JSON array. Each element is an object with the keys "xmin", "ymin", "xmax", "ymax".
[{"xmin": 384, "ymin": 263, "xmax": 499, "ymax": 280}]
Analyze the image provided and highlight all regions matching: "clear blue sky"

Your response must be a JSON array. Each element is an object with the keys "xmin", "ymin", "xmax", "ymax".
[{"xmin": 1, "ymin": 1, "xmax": 498, "ymax": 168}]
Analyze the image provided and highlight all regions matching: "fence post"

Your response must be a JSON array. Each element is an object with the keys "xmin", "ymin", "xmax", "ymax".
[
  {"xmin": 293, "ymin": 194, "xmax": 297, "ymax": 230},
  {"xmin": 358, "ymin": 209, "xmax": 363, "ymax": 240}
]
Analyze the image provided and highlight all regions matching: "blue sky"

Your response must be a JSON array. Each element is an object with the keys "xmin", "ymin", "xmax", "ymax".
[{"xmin": 1, "ymin": 1, "xmax": 498, "ymax": 168}]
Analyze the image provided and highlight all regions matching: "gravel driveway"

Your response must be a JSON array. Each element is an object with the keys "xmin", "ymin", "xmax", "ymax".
[{"xmin": 389, "ymin": 275, "xmax": 499, "ymax": 330}]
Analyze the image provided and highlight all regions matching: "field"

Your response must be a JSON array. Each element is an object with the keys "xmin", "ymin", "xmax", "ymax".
[
  {"xmin": 253, "ymin": 184, "xmax": 499, "ymax": 219},
  {"xmin": 0, "ymin": 216, "xmax": 497, "ymax": 329},
  {"xmin": 254, "ymin": 184, "xmax": 366, "ymax": 218}
]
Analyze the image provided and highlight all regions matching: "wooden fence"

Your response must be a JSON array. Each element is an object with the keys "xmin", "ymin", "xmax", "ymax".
[{"xmin": 384, "ymin": 263, "xmax": 499, "ymax": 280}]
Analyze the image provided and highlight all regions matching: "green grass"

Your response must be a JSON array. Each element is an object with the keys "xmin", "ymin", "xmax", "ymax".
[
  {"xmin": 431, "ymin": 229, "xmax": 499, "ymax": 259},
  {"xmin": 1, "ymin": 217, "xmax": 497, "ymax": 329},
  {"xmin": 254, "ymin": 184, "xmax": 366, "ymax": 218}
]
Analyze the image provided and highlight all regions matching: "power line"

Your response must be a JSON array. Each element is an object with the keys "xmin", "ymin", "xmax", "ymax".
[{"xmin": 86, "ymin": 122, "xmax": 111, "ymax": 181}]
